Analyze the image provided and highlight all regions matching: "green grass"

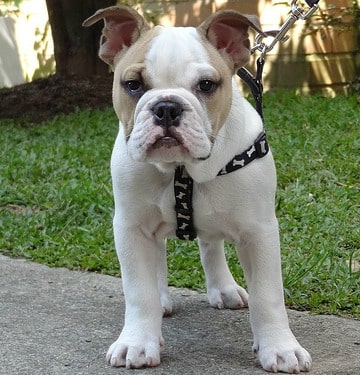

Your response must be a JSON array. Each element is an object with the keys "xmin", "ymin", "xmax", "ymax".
[{"xmin": 0, "ymin": 92, "xmax": 359, "ymax": 318}]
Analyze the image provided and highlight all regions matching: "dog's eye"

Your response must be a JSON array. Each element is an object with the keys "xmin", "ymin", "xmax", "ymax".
[
  {"xmin": 124, "ymin": 80, "xmax": 144, "ymax": 95},
  {"xmin": 198, "ymin": 80, "xmax": 216, "ymax": 93}
]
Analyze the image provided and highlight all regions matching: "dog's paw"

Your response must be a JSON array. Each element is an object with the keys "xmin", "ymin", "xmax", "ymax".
[
  {"xmin": 106, "ymin": 332, "xmax": 164, "ymax": 369},
  {"xmin": 207, "ymin": 283, "xmax": 248, "ymax": 309},
  {"xmin": 160, "ymin": 290, "xmax": 173, "ymax": 317},
  {"xmin": 253, "ymin": 336, "xmax": 312, "ymax": 373}
]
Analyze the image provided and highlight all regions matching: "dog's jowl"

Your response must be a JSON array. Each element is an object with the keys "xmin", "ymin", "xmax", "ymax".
[{"xmin": 83, "ymin": 6, "xmax": 312, "ymax": 373}]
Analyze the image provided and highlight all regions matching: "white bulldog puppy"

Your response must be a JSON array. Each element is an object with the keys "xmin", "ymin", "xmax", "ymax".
[{"xmin": 83, "ymin": 6, "xmax": 312, "ymax": 373}]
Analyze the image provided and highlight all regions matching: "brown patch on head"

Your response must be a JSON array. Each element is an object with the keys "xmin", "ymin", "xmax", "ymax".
[
  {"xmin": 198, "ymin": 10, "xmax": 265, "ymax": 71},
  {"xmin": 112, "ymin": 27, "xmax": 162, "ymax": 137},
  {"xmin": 196, "ymin": 33, "xmax": 234, "ymax": 137},
  {"xmin": 196, "ymin": 9, "xmax": 265, "ymax": 136}
]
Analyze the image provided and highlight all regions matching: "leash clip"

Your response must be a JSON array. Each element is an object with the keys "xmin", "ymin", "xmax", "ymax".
[
  {"xmin": 298, "ymin": 0, "xmax": 320, "ymax": 20},
  {"xmin": 252, "ymin": 0, "xmax": 319, "ymax": 60}
]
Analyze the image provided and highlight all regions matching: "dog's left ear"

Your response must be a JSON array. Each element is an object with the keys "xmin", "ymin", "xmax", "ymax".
[
  {"xmin": 198, "ymin": 10, "xmax": 265, "ymax": 70},
  {"xmin": 83, "ymin": 6, "xmax": 149, "ymax": 68}
]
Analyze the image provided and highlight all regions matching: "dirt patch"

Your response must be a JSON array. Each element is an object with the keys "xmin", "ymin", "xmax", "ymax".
[
  {"xmin": 0, "ymin": 74, "xmax": 114, "ymax": 125},
  {"xmin": 0, "ymin": 204, "xmax": 42, "ymax": 215}
]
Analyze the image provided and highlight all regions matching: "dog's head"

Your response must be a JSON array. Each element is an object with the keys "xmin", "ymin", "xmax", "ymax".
[{"xmin": 83, "ymin": 6, "xmax": 263, "ymax": 167}]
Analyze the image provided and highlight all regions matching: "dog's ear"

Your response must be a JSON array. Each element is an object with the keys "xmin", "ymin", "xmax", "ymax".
[
  {"xmin": 198, "ymin": 10, "xmax": 265, "ymax": 70},
  {"xmin": 83, "ymin": 6, "xmax": 150, "ymax": 68}
]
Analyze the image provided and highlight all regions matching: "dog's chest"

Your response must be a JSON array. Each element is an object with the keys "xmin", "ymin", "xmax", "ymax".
[{"xmin": 152, "ymin": 174, "xmax": 243, "ymax": 241}]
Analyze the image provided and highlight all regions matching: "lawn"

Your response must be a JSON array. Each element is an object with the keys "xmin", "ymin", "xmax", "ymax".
[{"xmin": 0, "ymin": 91, "xmax": 359, "ymax": 318}]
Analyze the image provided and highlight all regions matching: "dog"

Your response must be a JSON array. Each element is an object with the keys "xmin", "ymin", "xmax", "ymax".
[{"xmin": 83, "ymin": 6, "xmax": 312, "ymax": 373}]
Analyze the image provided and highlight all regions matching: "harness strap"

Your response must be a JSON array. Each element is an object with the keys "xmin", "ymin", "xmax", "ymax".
[
  {"xmin": 174, "ymin": 131, "xmax": 269, "ymax": 240},
  {"xmin": 174, "ymin": 165, "xmax": 197, "ymax": 241},
  {"xmin": 218, "ymin": 131, "xmax": 269, "ymax": 176}
]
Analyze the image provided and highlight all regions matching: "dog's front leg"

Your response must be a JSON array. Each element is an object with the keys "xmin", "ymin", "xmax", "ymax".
[
  {"xmin": 157, "ymin": 239, "xmax": 173, "ymax": 316},
  {"xmin": 199, "ymin": 238, "xmax": 248, "ymax": 309},
  {"xmin": 237, "ymin": 223, "xmax": 312, "ymax": 373},
  {"xmin": 107, "ymin": 223, "xmax": 164, "ymax": 369}
]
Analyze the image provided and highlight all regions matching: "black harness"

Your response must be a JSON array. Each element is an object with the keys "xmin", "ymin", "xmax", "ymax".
[{"xmin": 174, "ymin": 62, "xmax": 267, "ymax": 241}]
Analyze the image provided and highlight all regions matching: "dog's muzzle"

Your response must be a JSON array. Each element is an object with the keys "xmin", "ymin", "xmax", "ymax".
[{"xmin": 151, "ymin": 101, "xmax": 184, "ymax": 149}]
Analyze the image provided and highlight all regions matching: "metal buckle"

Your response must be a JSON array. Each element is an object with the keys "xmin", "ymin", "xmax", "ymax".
[{"xmin": 251, "ymin": 0, "xmax": 319, "ymax": 60}]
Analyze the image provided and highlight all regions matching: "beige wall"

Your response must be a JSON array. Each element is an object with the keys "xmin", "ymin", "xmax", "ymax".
[
  {"xmin": 0, "ymin": 0, "xmax": 54, "ymax": 87},
  {"xmin": 1, "ymin": 0, "xmax": 358, "ymax": 94}
]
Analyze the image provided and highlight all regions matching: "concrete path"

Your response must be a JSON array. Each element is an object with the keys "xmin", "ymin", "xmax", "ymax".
[{"xmin": 0, "ymin": 254, "xmax": 359, "ymax": 375}]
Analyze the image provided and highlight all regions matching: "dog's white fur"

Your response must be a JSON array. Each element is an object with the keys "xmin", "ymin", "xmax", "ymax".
[{"xmin": 83, "ymin": 6, "xmax": 312, "ymax": 373}]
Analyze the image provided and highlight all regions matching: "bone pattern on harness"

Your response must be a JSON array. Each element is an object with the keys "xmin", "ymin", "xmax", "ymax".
[
  {"xmin": 174, "ymin": 131, "xmax": 269, "ymax": 240},
  {"xmin": 217, "ymin": 131, "xmax": 269, "ymax": 176},
  {"xmin": 174, "ymin": 165, "xmax": 197, "ymax": 241}
]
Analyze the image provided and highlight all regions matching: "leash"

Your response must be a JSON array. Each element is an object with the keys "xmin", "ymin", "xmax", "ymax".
[
  {"xmin": 174, "ymin": 0, "xmax": 320, "ymax": 241},
  {"xmin": 237, "ymin": 0, "xmax": 320, "ymax": 120}
]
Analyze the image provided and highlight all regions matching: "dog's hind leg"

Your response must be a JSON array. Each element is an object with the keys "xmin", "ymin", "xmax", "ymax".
[{"xmin": 199, "ymin": 238, "xmax": 248, "ymax": 309}]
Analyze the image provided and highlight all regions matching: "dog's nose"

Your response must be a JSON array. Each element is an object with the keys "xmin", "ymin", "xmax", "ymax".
[{"xmin": 152, "ymin": 101, "xmax": 182, "ymax": 128}]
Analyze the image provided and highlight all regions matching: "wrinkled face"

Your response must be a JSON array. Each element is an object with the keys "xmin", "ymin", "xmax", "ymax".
[{"xmin": 112, "ymin": 26, "xmax": 233, "ymax": 165}]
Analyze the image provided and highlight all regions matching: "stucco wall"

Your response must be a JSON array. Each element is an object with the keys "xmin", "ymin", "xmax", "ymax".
[
  {"xmin": 0, "ymin": 0, "xmax": 358, "ymax": 94},
  {"xmin": 0, "ymin": 0, "xmax": 54, "ymax": 87}
]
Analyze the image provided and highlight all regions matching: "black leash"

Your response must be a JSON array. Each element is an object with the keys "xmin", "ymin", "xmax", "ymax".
[{"xmin": 237, "ymin": 58, "xmax": 265, "ymax": 121}]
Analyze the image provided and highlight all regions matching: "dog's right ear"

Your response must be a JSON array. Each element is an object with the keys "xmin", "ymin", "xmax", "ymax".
[
  {"xmin": 83, "ymin": 6, "xmax": 150, "ymax": 68},
  {"xmin": 198, "ymin": 10, "xmax": 265, "ymax": 70}
]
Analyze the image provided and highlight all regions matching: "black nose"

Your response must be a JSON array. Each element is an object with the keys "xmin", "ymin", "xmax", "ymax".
[{"xmin": 152, "ymin": 101, "xmax": 182, "ymax": 128}]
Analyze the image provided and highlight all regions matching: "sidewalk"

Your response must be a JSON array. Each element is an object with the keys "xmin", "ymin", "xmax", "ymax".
[{"xmin": 0, "ymin": 254, "xmax": 359, "ymax": 375}]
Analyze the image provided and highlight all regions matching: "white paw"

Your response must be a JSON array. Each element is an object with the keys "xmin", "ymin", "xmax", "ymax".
[
  {"xmin": 207, "ymin": 283, "xmax": 249, "ymax": 309},
  {"xmin": 106, "ymin": 331, "xmax": 164, "ymax": 368},
  {"xmin": 253, "ymin": 336, "xmax": 312, "ymax": 373}
]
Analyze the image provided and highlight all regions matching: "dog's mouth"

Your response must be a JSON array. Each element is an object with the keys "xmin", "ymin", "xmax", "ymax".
[
  {"xmin": 151, "ymin": 128, "xmax": 184, "ymax": 150},
  {"xmin": 152, "ymin": 136, "xmax": 181, "ymax": 149}
]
